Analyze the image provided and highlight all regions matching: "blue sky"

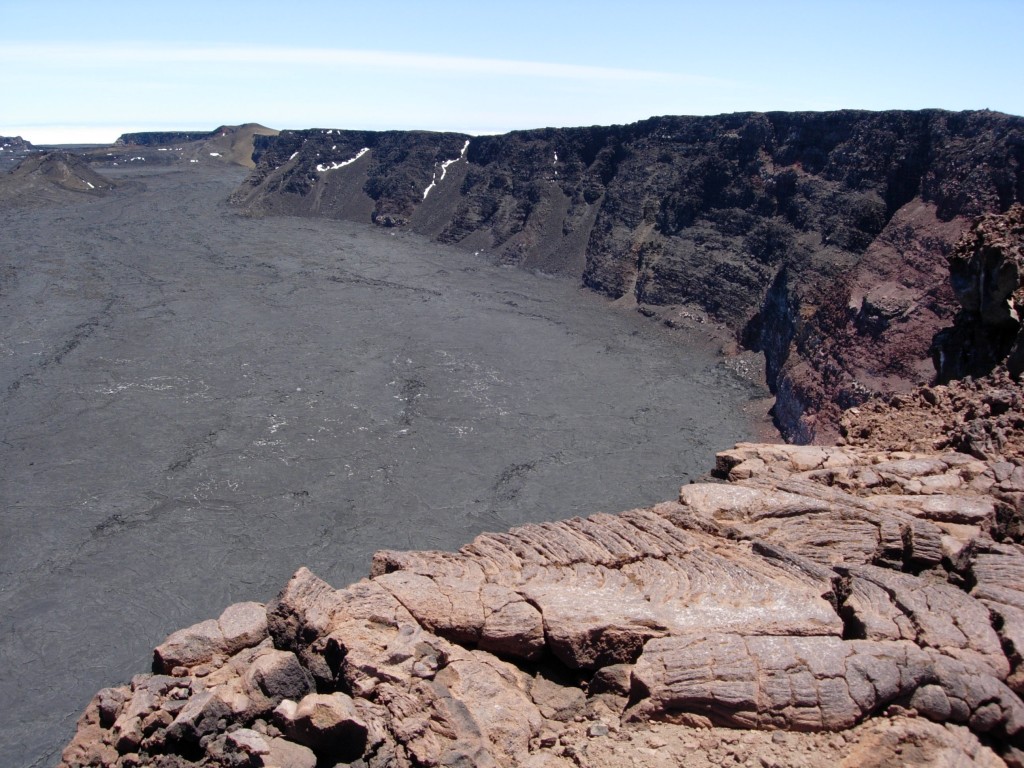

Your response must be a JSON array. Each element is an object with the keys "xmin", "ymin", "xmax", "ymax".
[{"xmin": 2, "ymin": 0, "xmax": 1022, "ymax": 144}]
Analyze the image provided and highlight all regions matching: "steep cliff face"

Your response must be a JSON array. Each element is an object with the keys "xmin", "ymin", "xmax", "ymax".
[
  {"xmin": 232, "ymin": 111, "xmax": 1024, "ymax": 442},
  {"xmin": 933, "ymin": 203, "xmax": 1024, "ymax": 380}
]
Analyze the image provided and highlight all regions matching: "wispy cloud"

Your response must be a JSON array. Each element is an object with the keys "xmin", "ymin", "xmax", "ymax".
[{"xmin": 0, "ymin": 43, "xmax": 725, "ymax": 85}]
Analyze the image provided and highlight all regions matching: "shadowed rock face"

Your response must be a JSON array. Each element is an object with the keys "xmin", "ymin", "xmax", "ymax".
[
  {"xmin": 231, "ymin": 110, "xmax": 1024, "ymax": 442},
  {"xmin": 59, "ymin": 441, "xmax": 1024, "ymax": 767},
  {"xmin": 934, "ymin": 203, "xmax": 1024, "ymax": 381}
]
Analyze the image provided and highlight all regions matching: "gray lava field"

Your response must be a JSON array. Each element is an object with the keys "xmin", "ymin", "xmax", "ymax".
[{"xmin": 0, "ymin": 163, "xmax": 767, "ymax": 767}]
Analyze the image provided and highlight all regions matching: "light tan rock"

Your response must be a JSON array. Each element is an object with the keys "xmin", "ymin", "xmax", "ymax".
[
  {"xmin": 218, "ymin": 601, "xmax": 268, "ymax": 654},
  {"xmin": 153, "ymin": 618, "xmax": 226, "ymax": 673},
  {"xmin": 275, "ymin": 691, "xmax": 368, "ymax": 759}
]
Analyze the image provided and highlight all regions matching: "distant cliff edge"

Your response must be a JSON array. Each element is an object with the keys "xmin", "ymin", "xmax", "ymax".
[{"xmin": 231, "ymin": 110, "xmax": 1024, "ymax": 442}]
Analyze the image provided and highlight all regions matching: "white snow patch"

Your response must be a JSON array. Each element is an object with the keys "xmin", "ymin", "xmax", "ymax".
[
  {"xmin": 86, "ymin": 181, "xmax": 95, "ymax": 189},
  {"xmin": 189, "ymin": 159, "xmax": 198, "ymax": 163},
  {"xmin": 439, "ymin": 156, "xmax": 459, "ymax": 181},
  {"xmin": 553, "ymin": 152, "xmax": 558, "ymax": 163},
  {"xmin": 316, "ymin": 147, "xmax": 369, "ymax": 172},
  {"xmin": 209, "ymin": 152, "xmax": 221, "ymax": 157},
  {"xmin": 289, "ymin": 152, "xmax": 298, "ymax": 160},
  {"xmin": 423, "ymin": 141, "xmax": 472, "ymax": 199},
  {"xmin": 158, "ymin": 147, "xmax": 168, "ymax": 151}
]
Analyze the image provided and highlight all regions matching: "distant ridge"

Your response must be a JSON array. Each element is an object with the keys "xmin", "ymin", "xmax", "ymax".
[
  {"xmin": 115, "ymin": 130, "xmax": 216, "ymax": 146},
  {"xmin": 0, "ymin": 135, "xmax": 34, "ymax": 152},
  {"xmin": 112, "ymin": 123, "xmax": 279, "ymax": 168}
]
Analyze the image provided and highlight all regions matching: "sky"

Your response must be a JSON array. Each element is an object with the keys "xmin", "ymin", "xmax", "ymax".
[{"xmin": 1, "ymin": 0, "xmax": 1022, "ymax": 144}]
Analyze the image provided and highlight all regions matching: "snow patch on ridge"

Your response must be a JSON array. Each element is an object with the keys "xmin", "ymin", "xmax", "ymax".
[
  {"xmin": 316, "ymin": 147, "xmax": 370, "ymax": 173},
  {"xmin": 423, "ymin": 140, "xmax": 472, "ymax": 199}
]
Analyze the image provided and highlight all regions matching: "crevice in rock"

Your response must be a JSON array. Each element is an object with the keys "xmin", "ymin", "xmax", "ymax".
[
  {"xmin": 319, "ymin": 635, "xmax": 350, "ymax": 695},
  {"xmin": 833, "ymin": 575, "xmax": 868, "ymax": 641}
]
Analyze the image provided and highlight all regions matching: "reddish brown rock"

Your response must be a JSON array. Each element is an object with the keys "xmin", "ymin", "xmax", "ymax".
[
  {"xmin": 274, "ymin": 692, "xmax": 368, "ymax": 759},
  {"xmin": 59, "ymin": 437, "xmax": 1024, "ymax": 767}
]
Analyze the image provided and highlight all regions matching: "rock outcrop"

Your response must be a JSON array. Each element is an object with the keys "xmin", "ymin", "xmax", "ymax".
[
  {"xmin": 230, "ymin": 110, "xmax": 1024, "ymax": 441},
  {"xmin": 59, "ymin": 436, "xmax": 1024, "ymax": 767},
  {"xmin": 0, "ymin": 150, "xmax": 114, "ymax": 206}
]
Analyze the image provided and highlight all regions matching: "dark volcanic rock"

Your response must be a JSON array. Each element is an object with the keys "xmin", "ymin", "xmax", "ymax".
[
  {"xmin": 0, "ymin": 150, "xmax": 114, "ymax": 205},
  {"xmin": 0, "ymin": 136, "xmax": 37, "ymax": 172},
  {"xmin": 116, "ymin": 130, "xmax": 218, "ymax": 146},
  {"xmin": 0, "ymin": 135, "xmax": 33, "ymax": 152},
  {"xmin": 233, "ymin": 110, "xmax": 1024, "ymax": 442}
]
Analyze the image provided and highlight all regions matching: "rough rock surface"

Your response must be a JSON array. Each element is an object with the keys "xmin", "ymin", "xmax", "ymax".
[
  {"xmin": 841, "ymin": 367, "xmax": 1024, "ymax": 461},
  {"xmin": 60, "ymin": 437, "xmax": 1024, "ymax": 767},
  {"xmin": 230, "ymin": 110, "xmax": 1024, "ymax": 441}
]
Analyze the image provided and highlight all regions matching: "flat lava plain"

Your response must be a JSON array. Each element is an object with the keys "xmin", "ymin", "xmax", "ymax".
[{"xmin": 0, "ymin": 162, "xmax": 767, "ymax": 767}]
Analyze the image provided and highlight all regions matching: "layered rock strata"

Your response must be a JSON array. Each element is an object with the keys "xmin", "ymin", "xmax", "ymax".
[
  {"xmin": 230, "ymin": 110, "xmax": 1024, "ymax": 441},
  {"xmin": 61, "ymin": 440, "xmax": 1024, "ymax": 767}
]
